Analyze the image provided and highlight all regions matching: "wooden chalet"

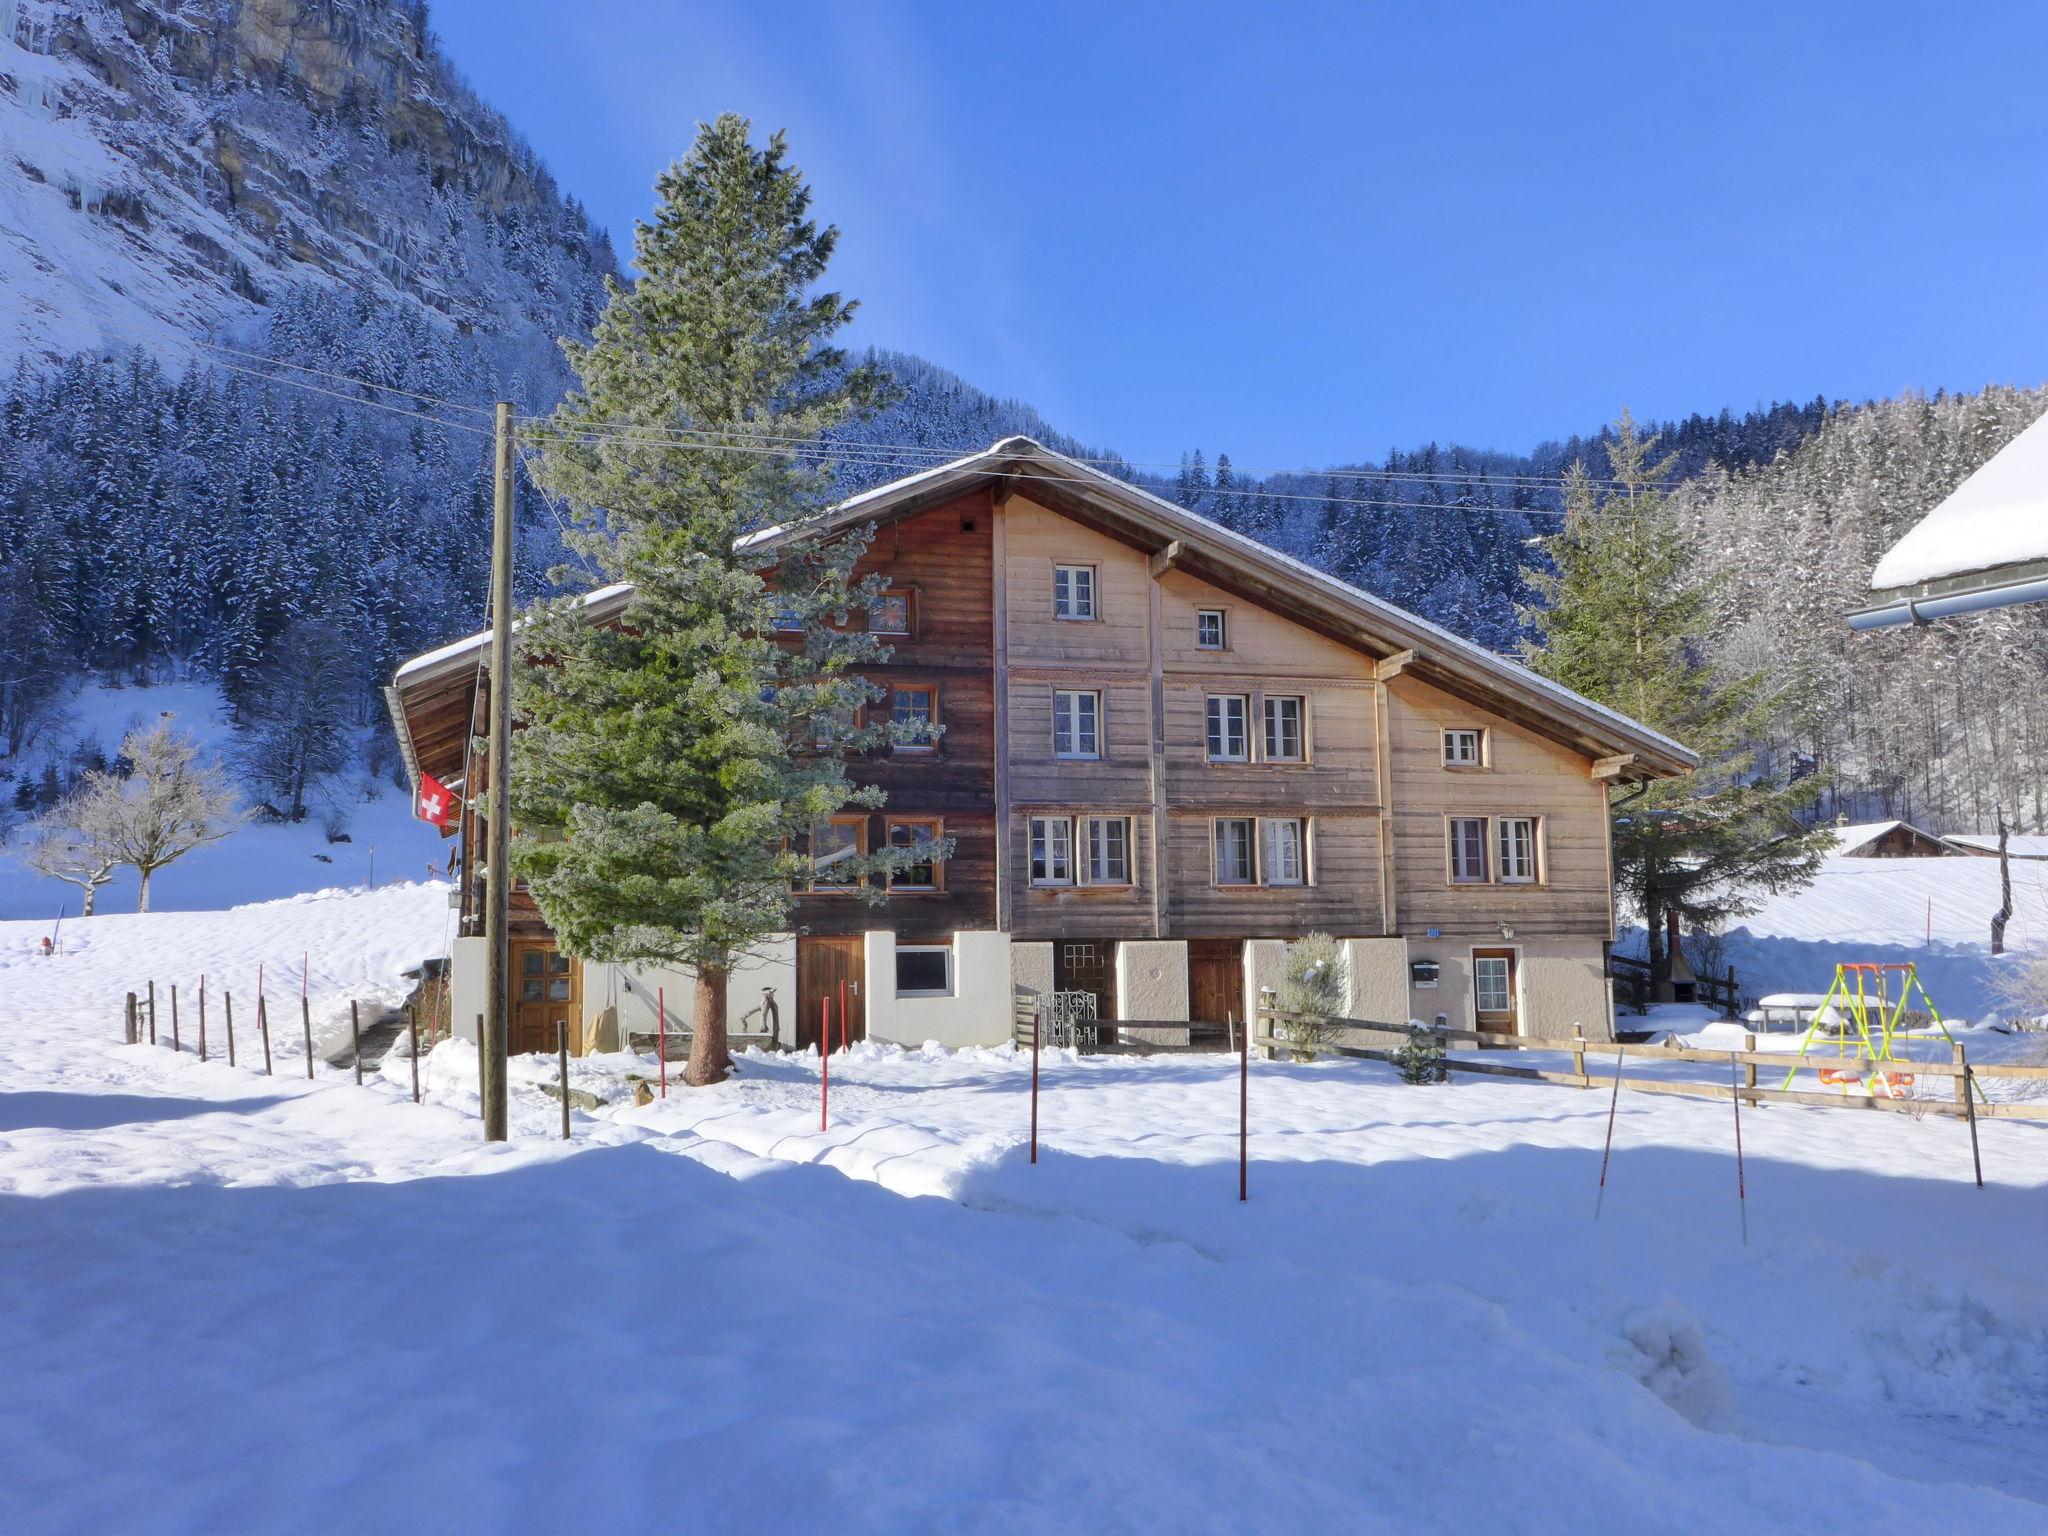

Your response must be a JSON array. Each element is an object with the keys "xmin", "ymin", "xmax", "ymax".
[{"xmin": 388, "ymin": 437, "xmax": 1696, "ymax": 1055}]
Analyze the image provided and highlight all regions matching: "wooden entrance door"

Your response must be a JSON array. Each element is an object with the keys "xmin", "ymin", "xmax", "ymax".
[
  {"xmin": 1472, "ymin": 948, "xmax": 1519, "ymax": 1035},
  {"xmin": 510, "ymin": 940, "xmax": 579, "ymax": 1055},
  {"xmin": 1187, "ymin": 939, "xmax": 1244, "ymax": 1027},
  {"xmin": 797, "ymin": 936, "xmax": 866, "ymax": 1051},
  {"xmin": 1054, "ymin": 940, "xmax": 1117, "ymax": 1022}
]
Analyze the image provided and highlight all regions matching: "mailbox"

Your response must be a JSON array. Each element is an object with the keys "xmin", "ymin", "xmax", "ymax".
[{"xmin": 1410, "ymin": 959, "xmax": 1440, "ymax": 989}]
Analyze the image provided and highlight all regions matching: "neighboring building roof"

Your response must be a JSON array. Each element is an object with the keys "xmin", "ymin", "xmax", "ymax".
[
  {"xmin": 390, "ymin": 436, "xmax": 1700, "ymax": 784},
  {"xmin": 1940, "ymin": 832, "xmax": 2048, "ymax": 861},
  {"xmin": 1825, "ymin": 819, "xmax": 1950, "ymax": 857},
  {"xmin": 1852, "ymin": 408, "xmax": 2048, "ymax": 628}
]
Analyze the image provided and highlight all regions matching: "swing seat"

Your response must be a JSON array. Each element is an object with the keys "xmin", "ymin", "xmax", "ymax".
[{"xmin": 1816, "ymin": 1067, "xmax": 1863, "ymax": 1086}]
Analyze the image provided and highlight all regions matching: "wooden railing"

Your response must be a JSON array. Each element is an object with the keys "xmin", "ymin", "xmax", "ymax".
[
  {"xmin": 1254, "ymin": 1008, "xmax": 2048, "ymax": 1121},
  {"xmin": 1608, "ymin": 953, "xmax": 1743, "ymax": 1018}
]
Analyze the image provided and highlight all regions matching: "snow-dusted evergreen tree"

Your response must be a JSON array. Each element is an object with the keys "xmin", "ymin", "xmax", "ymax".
[
  {"xmin": 1525, "ymin": 414, "xmax": 1829, "ymax": 989},
  {"xmin": 514, "ymin": 116, "xmax": 936, "ymax": 1087}
]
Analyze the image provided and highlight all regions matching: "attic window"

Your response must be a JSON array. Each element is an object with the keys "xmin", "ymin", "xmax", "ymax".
[{"xmin": 1443, "ymin": 728, "xmax": 1484, "ymax": 767}]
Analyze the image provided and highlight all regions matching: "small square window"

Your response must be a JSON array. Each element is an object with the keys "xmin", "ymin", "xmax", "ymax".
[
  {"xmin": 1054, "ymin": 564, "xmax": 1096, "ymax": 621},
  {"xmin": 1443, "ymin": 728, "xmax": 1483, "ymax": 767},
  {"xmin": 1215, "ymin": 817, "xmax": 1256, "ymax": 885},
  {"xmin": 1196, "ymin": 609, "xmax": 1227, "ymax": 650},
  {"xmin": 1206, "ymin": 695, "xmax": 1249, "ymax": 762},
  {"xmin": 895, "ymin": 945, "xmax": 953, "ymax": 997},
  {"xmin": 1263, "ymin": 696, "xmax": 1304, "ymax": 762},
  {"xmin": 871, "ymin": 589, "xmax": 913, "ymax": 635},
  {"xmin": 892, "ymin": 686, "xmax": 938, "ymax": 752}
]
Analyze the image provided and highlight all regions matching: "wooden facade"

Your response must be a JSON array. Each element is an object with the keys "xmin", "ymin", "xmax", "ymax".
[{"xmin": 387, "ymin": 436, "xmax": 1694, "ymax": 1045}]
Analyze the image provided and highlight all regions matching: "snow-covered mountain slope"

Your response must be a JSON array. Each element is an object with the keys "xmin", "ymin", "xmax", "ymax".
[{"xmin": 0, "ymin": 0, "xmax": 612, "ymax": 375}]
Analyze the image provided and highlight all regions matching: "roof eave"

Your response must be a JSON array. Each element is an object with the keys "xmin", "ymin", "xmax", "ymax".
[{"xmin": 1850, "ymin": 556, "xmax": 2048, "ymax": 630}]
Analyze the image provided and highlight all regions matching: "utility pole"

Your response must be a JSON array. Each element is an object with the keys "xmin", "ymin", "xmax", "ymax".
[{"xmin": 482, "ymin": 401, "xmax": 515, "ymax": 1141}]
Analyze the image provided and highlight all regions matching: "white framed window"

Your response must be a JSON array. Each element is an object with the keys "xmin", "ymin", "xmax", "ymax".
[
  {"xmin": 1030, "ymin": 816, "xmax": 1073, "ymax": 886},
  {"xmin": 1497, "ymin": 816, "xmax": 1539, "ymax": 884},
  {"xmin": 895, "ymin": 944, "xmax": 953, "ymax": 997},
  {"xmin": 1206, "ymin": 695, "xmax": 1249, "ymax": 762},
  {"xmin": 1054, "ymin": 564, "xmax": 1096, "ymax": 621},
  {"xmin": 1263, "ymin": 695, "xmax": 1305, "ymax": 762},
  {"xmin": 1443, "ymin": 728, "xmax": 1484, "ymax": 767},
  {"xmin": 1053, "ymin": 689, "xmax": 1101, "ymax": 759},
  {"xmin": 1263, "ymin": 818, "xmax": 1308, "ymax": 885},
  {"xmin": 1449, "ymin": 817, "xmax": 1489, "ymax": 884},
  {"xmin": 1214, "ymin": 817, "xmax": 1256, "ymax": 885},
  {"xmin": 1083, "ymin": 816, "xmax": 1131, "ymax": 885},
  {"xmin": 1473, "ymin": 953, "xmax": 1514, "ymax": 1016},
  {"xmin": 1196, "ymin": 609, "xmax": 1227, "ymax": 650}
]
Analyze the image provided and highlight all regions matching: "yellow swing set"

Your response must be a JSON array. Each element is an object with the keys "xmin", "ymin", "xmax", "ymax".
[{"xmin": 1780, "ymin": 962, "xmax": 1978, "ymax": 1100}]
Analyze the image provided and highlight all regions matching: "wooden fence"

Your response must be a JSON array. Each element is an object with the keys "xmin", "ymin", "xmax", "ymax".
[
  {"xmin": 1254, "ymin": 1009, "xmax": 2048, "ymax": 1121},
  {"xmin": 1607, "ymin": 953, "xmax": 1743, "ymax": 1018}
]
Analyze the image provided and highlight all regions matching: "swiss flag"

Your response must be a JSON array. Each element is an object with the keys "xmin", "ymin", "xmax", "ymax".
[{"xmin": 415, "ymin": 772, "xmax": 455, "ymax": 829}]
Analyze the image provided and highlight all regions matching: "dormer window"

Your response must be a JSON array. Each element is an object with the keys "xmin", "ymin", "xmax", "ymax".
[{"xmin": 1443, "ymin": 728, "xmax": 1484, "ymax": 767}]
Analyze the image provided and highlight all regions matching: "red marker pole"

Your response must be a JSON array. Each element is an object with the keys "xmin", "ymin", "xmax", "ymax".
[
  {"xmin": 658, "ymin": 984, "xmax": 667, "ymax": 1100},
  {"xmin": 820, "ymin": 998, "xmax": 832, "ymax": 1131},
  {"xmin": 1239, "ymin": 1009, "xmax": 1249, "ymax": 1203}
]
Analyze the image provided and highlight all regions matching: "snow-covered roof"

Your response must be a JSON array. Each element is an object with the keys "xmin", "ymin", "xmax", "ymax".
[
  {"xmin": 1867, "ymin": 409, "xmax": 2048, "ymax": 592},
  {"xmin": 1827, "ymin": 820, "xmax": 1906, "ymax": 853},
  {"xmin": 391, "ymin": 437, "xmax": 1697, "ymax": 774},
  {"xmin": 1940, "ymin": 832, "xmax": 2048, "ymax": 860}
]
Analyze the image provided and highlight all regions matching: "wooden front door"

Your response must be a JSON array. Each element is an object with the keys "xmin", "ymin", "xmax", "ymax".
[
  {"xmin": 1054, "ymin": 940, "xmax": 1117, "ymax": 1022},
  {"xmin": 1472, "ymin": 948, "xmax": 1519, "ymax": 1035},
  {"xmin": 797, "ymin": 936, "xmax": 866, "ymax": 1051},
  {"xmin": 1187, "ymin": 939, "xmax": 1245, "ymax": 1027},
  {"xmin": 511, "ymin": 941, "xmax": 579, "ymax": 1055}
]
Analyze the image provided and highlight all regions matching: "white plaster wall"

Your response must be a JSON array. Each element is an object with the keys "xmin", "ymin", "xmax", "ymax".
[
  {"xmin": 1344, "ymin": 937, "xmax": 1410, "ymax": 1025},
  {"xmin": 586, "ymin": 935, "xmax": 799, "ymax": 1049},
  {"xmin": 1245, "ymin": 939, "xmax": 1287, "ymax": 1038},
  {"xmin": 1117, "ymin": 940, "xmax": 1189, "ymax": 1022},
  {"xmin": 865, "ymin": 930, "xmax": 1013, "ymax": 1048},
  {"xmin": 1011, "ymin": 941, "xmax": 1054, "ymax": 1004},
  {"xmin": 1399, "ymin": 934, "xmax": 1612, "ymax": 1040},
  {"xmin": 449, "ymin": 935, "xmax": 487, "ymax": 1043}
]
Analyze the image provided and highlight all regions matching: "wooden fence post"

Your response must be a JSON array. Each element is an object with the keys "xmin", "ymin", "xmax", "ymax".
[
  {"xmin": 197, "ymin": 979, "xmax": 207, "ymax": 1063},
  {"xmin": 170, "ymin": 984, "xmax": 180, "ymax": 1053},
  {"xmin": 410, "ymin": 1013, "xmax": 421, "ymax": 1104},
  {"xmin": 124, "ymin": 991, "xmax": 138, "ymax": 1045},
  {"xmin": 224, "ymin": 991, "xmax": 236, "ymax": 1068},
  {"xmin": 351, "ymin": 1001, "xmax": 363, "ymax": 1086},
  {"xmin": 1571, "ymin": 1026, "xmax": 1587, "ymax": 1087},
  {"xmin": 1952, "ymin": 1041, "xmax": 1967, "ymax": 1114},
  {"xmin": 558, "ymin": 1020, "xmax": 571, "ymax": 1141},
  {"xmin": 1961, "ymin": 1047, "xmax": 1983, "ymax": 1189},
  {"xmin": 259, "ymin": 993, "xmax": 272, "ymax": 1076},
  {"xmin": 1743, "ymin": 1032, "xmax": 1758, "ymax": 1101},
  {"xmin": 301, "ymin": 993, "xmax": 314, "ymax": 1080},
  {"xmin": 147, "ymin": 980, "xmax": 157, "ymax": 1045}
]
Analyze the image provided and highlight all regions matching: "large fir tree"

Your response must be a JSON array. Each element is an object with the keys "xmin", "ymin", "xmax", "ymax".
[
  {"xmin": 1525, "ymin": 412, "xmax": 1828, "ymax": 991},
  {"xmin": 511, "ymin": 116, "xmax": 933, "ymax": 1085}
]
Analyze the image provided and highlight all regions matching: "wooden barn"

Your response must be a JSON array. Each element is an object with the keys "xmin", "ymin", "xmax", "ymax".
[{"xmin": 388, "ymin": 437, "xmax": 1696, "ymax": 1054}]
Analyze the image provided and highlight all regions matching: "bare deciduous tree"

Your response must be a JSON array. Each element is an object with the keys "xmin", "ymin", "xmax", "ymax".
[
  {"xmin": 20, "ymin": 783, "xmax": 124, "ymax": 916},
  {"xmin": 99, "ymin": 719, "xmax": 241, "ymax": 912}
]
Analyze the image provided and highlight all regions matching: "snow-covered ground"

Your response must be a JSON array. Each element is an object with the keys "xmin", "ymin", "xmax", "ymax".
[
  {"xmin": 0, "ymin": 679, "xmax": 444, "ymax": 921},
  {"xmin": 5, "ymin": 886, "xmax": 2048, "ymax": 1532},
  {"xmin": 1623, "ymin": 844, "xmax": 2048, "ymax": 1022}
]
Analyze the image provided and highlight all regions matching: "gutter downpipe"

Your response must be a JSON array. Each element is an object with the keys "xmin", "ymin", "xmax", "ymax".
[{"xmin": 1848, "ymin": 575, "xmax": 2048, "ymax": 630}]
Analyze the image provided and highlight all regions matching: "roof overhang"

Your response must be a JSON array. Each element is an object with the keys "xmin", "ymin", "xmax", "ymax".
[
  {"xmin": 389, "ymin": 436, "xmax": 1699, "ymax": 785},
  {"xmin": 1848, "ymin": 556, "xmax": 2048, "ymax": 631}
]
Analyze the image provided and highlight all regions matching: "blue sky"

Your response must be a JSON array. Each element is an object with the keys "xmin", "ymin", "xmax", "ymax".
[{"xmin": 431, "ymin": 0, "xmax": 2048, "ymax": 469}]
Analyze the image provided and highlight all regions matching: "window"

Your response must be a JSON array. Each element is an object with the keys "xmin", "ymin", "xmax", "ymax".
[
  {"xmin": 887, "ymin": 818, "xmax": 942, "ymax": 891},
  {"xmin": 1215, "ymin": 817, "xmax": 1256, "ymax": 885},
  {"xmin": 771, "ymin": 599, "xmax": 803, "ymax": 633},
  {"xmin": 810, "ymin": 817, "xmax": 865, "ymax": 891},
  {"xmin": 1263, "ymin": 818, "xmax": 1307, "ymax": 886},
  {"xmin": 813, "ymin": 700, "xmax": 860, "ymax": 752},
  {"xmin": 1498, "ymin": 817, "xmax": 1539, "ymax": 884},
  {"xmin": 1053, "ymin": 689, "xmax": 1101, "ymax": 759},
  {"xmin": 870, "ymin": 588, "xmax": 913, "ymax": 635},
  {"xmin": 891, "ymin": 685, "xmax": 938, "ymax": 753},
  {"xmin": 895, "ymin": 944, "xmax": 953, "ymax": 997},
  {"xmin": 1196, "ymin": 609, "xmax": 1227, "ymax": 650},
  {"xmin": 1206, "ymin": 695, "xmax": 1249, "ymax": 761},
  {"xmin": 1263, "ymin": 696, "xmax": 1305, "ymax": 762},
  {"xmin": 1054, "ymin": 564, "xmax": 1096, "ymax": 621},
  {"xmin": 1474, "ymin": 953, "xmax": 1514, "ymax": 1016},
  {"xmin": 1443, "ymin": 728, "xmax": 1483, "ymax": 767},
  {"xmin": 1083, "ymin": 816, "xmax": 1131, "ymax": 885},
  {"xmin": 1030, "ymin": 816, "xmax": 1073, "ymax": 885},
  {"xmin": 1449, "ymin": 817, "xmax": 1489, "ymax": 884}
]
